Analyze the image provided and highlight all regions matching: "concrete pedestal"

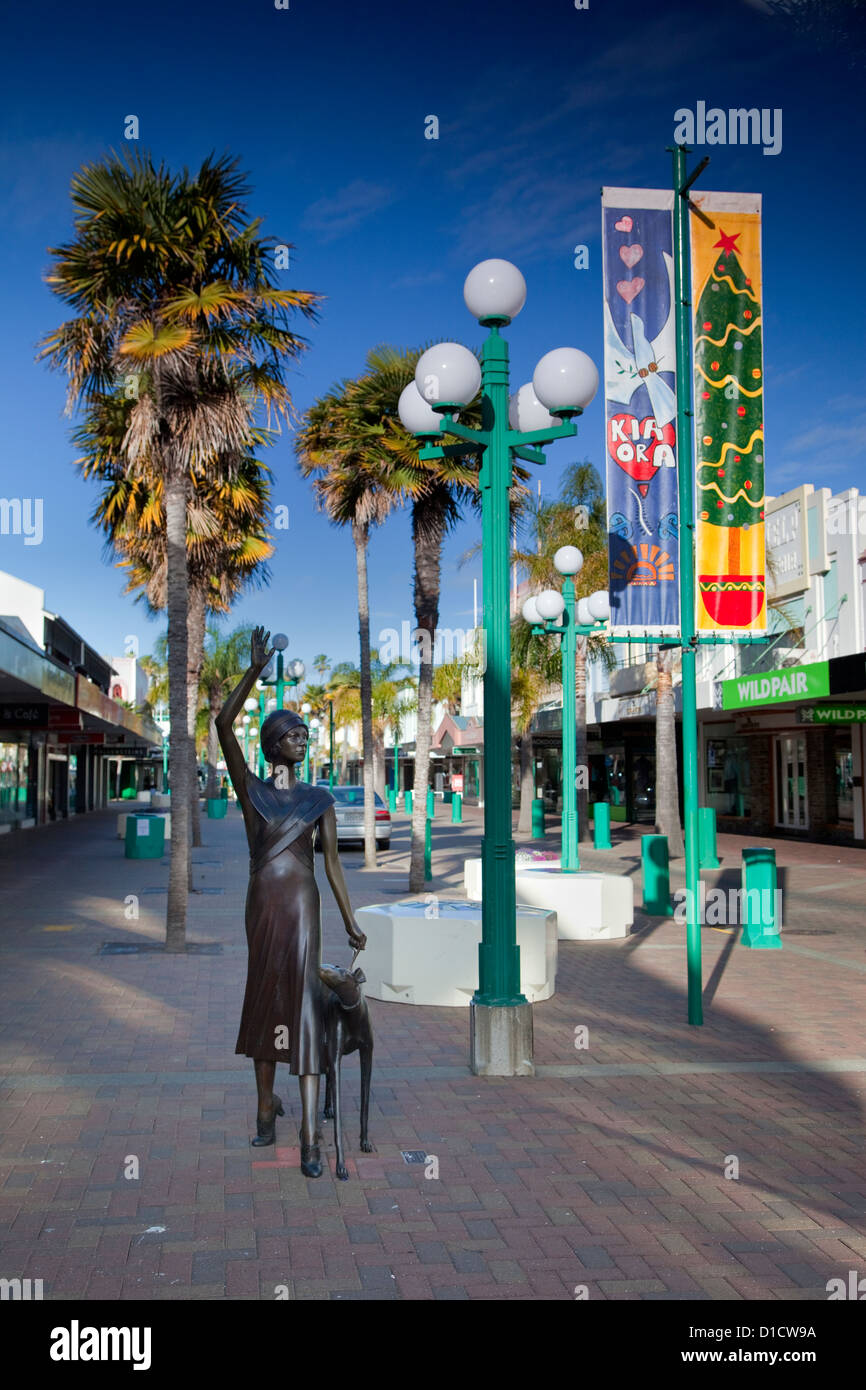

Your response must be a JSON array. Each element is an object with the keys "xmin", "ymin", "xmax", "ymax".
[
  {"xmin": 354, "ymin": 899, "xmax": 557, "ymax": 1007},
  {"xmin": 470, "ymin": 1001, "xmax": 534, "ymax": 1077},
  {"xmin": 464, "ymin": 858, "xmax": 632, "ymax": 941}
]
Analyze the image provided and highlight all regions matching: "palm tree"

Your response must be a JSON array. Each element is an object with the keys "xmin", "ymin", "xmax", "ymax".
[
  {"xmin": 510, "ymin": 614, "xmax": 561, "ymax": 835},
  {"xmin": 432, "ymin": 657, "xmax": 465, "ymax": 716},
  {"xmin": 513, "ymin": 462, "xmax": 610, "ymax": 842},
  {"xmin": 313, "ymin": 653, "xmax": 330, "ymax": 683},
  {"xmin": 655, "ymin": 645, "xmax": 683, "ymax": 854},
  {"xmin": 353, "ymin": 346, "xmax": 486, "ymax": 892},
  {"xmin": 87, "ymin": 447, "xmax": 273, "ymax": 843},
  {"xmin": 198, "ymin": 625, "xmax": 253, "ymax": 797},
  {"xmin": 40, "ymin": 149, "xmax": 319, "ymax": 949},
  {"xmin": 328, "ymin": 668, "xmax": 362, "ymax": 784},
  {"xmin": 296, "ymin": 383, "xmax": 411, "ymax": 866}
]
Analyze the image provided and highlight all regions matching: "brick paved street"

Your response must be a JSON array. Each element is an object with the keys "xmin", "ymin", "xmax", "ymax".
[{"xmin": 1, "ymin": 803, "xmax": 865, "ymax": 1301}]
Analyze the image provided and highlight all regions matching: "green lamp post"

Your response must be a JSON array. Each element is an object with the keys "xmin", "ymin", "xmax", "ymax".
[
  {"xmin": 398, "ymin": 258, "xmax": 598, "ymax": 1075},
  {"xmin": 272, "ymin": 633, "xmax": 289, "ymax": 709},
  {"xmin": 326, "ymin": 695, "xmax": 335, "ymax": 789},
  {"xmin": 301, "ymin": 702, "xmax": 312, "ymax": 782},
  {"xmin": 523, "ymin": 555, "xmax": 610, "ymax": 871}
]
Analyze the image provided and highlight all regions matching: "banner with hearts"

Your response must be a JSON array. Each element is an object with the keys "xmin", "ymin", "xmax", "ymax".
[
  {"xmin": 602, "ymin": 188, "xmax": 679, "ymax": 628},
  {"xmin": 690, "ymin": 192, "xmax": 766, "ymax": 631}
]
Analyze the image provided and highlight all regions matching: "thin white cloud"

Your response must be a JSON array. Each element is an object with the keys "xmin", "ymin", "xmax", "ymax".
[{"xmin": 302, "ymin": 180, "xmax": 394, "ymax": 242}]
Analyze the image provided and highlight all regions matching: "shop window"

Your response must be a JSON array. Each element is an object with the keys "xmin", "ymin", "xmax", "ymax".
[
  {"xmin": 834, "ymin": 733, "xmax": 854, "ymax": 824},
  {"xmin": 706, "ymin": 737, "xmax": 750, "ymax": 818}
]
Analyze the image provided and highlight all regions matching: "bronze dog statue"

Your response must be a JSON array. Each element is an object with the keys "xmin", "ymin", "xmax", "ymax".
[{"xmin": 319, "ymin": 964, "xmax": 374, "ymax": 1181}]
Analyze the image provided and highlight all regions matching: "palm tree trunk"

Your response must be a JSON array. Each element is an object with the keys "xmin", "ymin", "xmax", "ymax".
[
  {"xmin": 187, "ymin": 586, "xmax": 206, "ymax": 849},
  {"xmin": 575, "ymin": 635, "xmax": 589, "ymax": 842},
  {"xmin": 517, "ymin": 730, "xmax": 535, "ymax": 835},
  {"xmin": 353, "ymin": 519, "xmax": 377, "ymax": 869},
  {"xmin": 206, "ymin": 692, "xmax": 220, "ymax": 799},
  {"xmin": 165, "ymin": 464, "xmax": 191, "ymax": 951},
  {"xmin": 655, "ymin": 648, "xmax": 684, "ymax": 856},
  {"xmin": 373, "ymin": 734, "xmax": 386, "ymax": 803},
  {"xmin": 340, "ymin": 734, "xmax": 348, "ymax": 783},
  {"xmin": 409, "ymin": 506, "xmax": 444, "ymax": 893}
]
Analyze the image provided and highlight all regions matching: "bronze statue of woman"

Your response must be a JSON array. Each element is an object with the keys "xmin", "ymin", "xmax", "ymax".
[{"xmin": 216, "ymin": 626, "xmax": 366, "ymax": 1177}]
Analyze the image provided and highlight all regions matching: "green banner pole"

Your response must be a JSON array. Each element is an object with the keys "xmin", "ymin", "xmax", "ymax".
[{"xmin": 672, "ymin": 143, "xmax": 703, "ymax": 1026}]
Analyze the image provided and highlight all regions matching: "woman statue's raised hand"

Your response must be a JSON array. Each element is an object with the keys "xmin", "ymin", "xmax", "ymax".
[{"xmin": 251, "ymin": 626, "xmax": 274, "ymax": 671}]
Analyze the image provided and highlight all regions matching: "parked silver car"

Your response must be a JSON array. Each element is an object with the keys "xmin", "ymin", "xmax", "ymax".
[{"xmin": 316, "ymin": 784, "xmax": 391, "ymax": 849}]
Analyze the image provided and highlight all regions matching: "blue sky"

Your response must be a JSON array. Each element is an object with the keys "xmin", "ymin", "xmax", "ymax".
[{"xmin": 0, "ymin": 0, "xmax": 864, "ymax": 671}]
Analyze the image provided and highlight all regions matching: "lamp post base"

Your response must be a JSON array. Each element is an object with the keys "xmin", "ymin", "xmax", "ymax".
[{"xmin": 469, "ymin": 1001, "xmax": 534, "ymax": 1076}]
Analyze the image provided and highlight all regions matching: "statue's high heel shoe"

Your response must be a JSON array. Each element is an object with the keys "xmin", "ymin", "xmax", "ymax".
[
  {"xmin": 299, "ymin": 1128, "xmax": 323, "ymax": 1178},
  {"xmin": 251, "ymin": 1094, "xmax": 284, "ymax": 1147}
]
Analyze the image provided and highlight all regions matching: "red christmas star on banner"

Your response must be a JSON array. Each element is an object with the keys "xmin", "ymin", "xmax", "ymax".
[{"xmin": 713, "ymin": 228, "xmax": 741, "ymax": 258}]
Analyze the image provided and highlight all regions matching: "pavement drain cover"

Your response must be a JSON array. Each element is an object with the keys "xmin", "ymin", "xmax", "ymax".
[
  {"xmin": 99, "ymin": 942, "xmax": 223, "ymax": 955},
  {"xmin": 400, "ymin": 1150, "xmax": 428, "ymax": 1164}
]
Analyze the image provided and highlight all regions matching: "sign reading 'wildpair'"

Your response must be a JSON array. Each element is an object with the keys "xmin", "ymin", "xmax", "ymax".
[{"xmin": 722, "ymin": 661, "xmax": 830, "ymax": 711}]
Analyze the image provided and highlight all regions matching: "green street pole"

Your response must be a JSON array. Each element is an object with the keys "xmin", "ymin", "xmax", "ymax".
[
  {"xmin": 414, "ymin": 312, "xmax": 579, "ymax": 1074},
  {"xmin": 162, "ymin": 734, "xmax": 168, "ymax": 788},
  {"xmin": 329, "ymin": 699, "xmax": 335, "ymax": 790},
  {"xmin": 477, "ymin": 327, "xmax": 522, "ymax": 1016},
  {"xmin": 560, "ymin": 575, "xmax": 578, "ymax": 871},
  {"xmin": 671, "ymin": 143, "xmax": 703, "ymax": 1026},
  {"xmin": 275, "ymin": 651, "xmax": 285, "ymax": 711}
]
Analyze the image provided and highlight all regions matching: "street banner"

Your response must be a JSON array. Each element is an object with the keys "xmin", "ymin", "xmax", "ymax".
[
  {"xmin": 689, "ymin": 191, "xmax": 766, "ymax": 630},
  {"xmin": 602, "ymin": 187, "xmax": 679, "ymax": 629}
]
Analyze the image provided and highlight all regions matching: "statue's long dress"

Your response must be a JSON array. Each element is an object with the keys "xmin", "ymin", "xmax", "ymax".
[{"xmin": 236, "ymin": 772, "xmax": 335, "ymax": 1071}]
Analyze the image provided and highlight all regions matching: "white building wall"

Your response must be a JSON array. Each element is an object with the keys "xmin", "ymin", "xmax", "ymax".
[{"xmin": 0, "ymin": 569, "xmax": 47, "ymax": 648}]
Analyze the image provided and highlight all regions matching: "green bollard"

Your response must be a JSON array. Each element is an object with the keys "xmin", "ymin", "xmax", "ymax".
[
  {"xmin": 404, "ymin": 790, "xmax": 413, "ymax": 815},
  {"xmin": 592, "ymin": 801, "xmax": 612, "ymax": 850},
  {"xmin": 531, "ymin": 797, "xmax": 545, "ymax": 840},
  {"xmin": 387, "ymin": 787, "xmax": 397, "ymax": 814},
  {"xmin": 424, "ymin": 815, "xmax": 432, "ymax": 880},
  {"xmin": 451, "ymin": 792, "xmax": 463, "ymax": 824},
  {"xmin": 698, "ymin": 807, "xmax": 720, "ymax": 869},
  {"xmin": 740, "ymin": 846, "xmax": 782, "ymax": 949},
  {"xmin": 641, "ymin": 834, "xmax": 674, "ymax": 914},
  {"xmin": 426, "ymin": 787, "xmax": 435, "ymax": 819}
]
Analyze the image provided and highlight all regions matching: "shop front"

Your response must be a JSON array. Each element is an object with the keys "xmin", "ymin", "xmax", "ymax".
[{"xmin": 705, "ymin": 653, "xmax": 866, "ymax": 842}]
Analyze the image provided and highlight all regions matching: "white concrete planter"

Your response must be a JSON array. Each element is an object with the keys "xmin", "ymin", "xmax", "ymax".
[
  {"xmin": 354, "ymin": 899, "xmax": 557, "ymax": 1007},
  {"xmin": 464, "ymin": 857, "xmax": 632, "ymax": 941}
]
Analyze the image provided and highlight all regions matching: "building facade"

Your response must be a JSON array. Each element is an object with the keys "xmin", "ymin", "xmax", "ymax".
[{"xmin": 0, "ymin": 570, "xmax": 163, "ymax": 829}]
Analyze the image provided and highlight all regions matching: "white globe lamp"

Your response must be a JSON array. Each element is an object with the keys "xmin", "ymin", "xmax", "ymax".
[
  {"xmin": 508, "ymin": 383, "xmax": 556, "ymax": 432},
  {"xmin": 398, "ymin": 382, "xmax": 446, "ymax": 436},
  {"xmin": 533, "ymin": 347, "xmax": 599, "ymax": 416},
  {"xmin": 553, "ymin": 545, "xmax": 584, "ymax": 577},
  {"xmin": 463, "ymin": 259, "xmax": 526, "ymax": 325},
  {"xmin": 536, "ymin": 589, "xmax": 566, "ymax": 621},
  {"xmin": 415, "ymin": 343, "xmax": 481, "ymax": 410},
  {"xmin": 588, "ymin": 590, "xmax": 611, "ymax": 622},
  {"xmin": 521, "ymin": 595, "xmax": 543, "ymax": 625}
]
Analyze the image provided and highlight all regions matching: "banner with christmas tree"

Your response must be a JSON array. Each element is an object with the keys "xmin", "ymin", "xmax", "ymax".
[
  {"xmin": 690, "ymin": 192, "xmax": 766, "ymax": 630},
  {"xmin": 602, "ymin": 188, "xmax": 679, "ymax": 629}
]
